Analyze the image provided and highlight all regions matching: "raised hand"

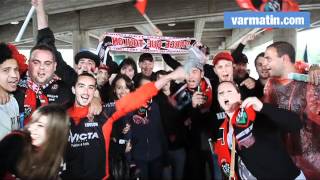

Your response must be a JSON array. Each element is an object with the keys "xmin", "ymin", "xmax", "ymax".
[
  {"xmin": 191, "ymin": 92, "xmax": 206, "ymax": 108},
  {"xmin": 240, "ymin": 78, "xmax": 256, "ymax": 90},
  {"xmin": 241, "ymin": 97, "xmax": 263, "ymax": 112},
  {"xmin": 241, "ymin": 33, "xmax": 256, "ymax": 45}
]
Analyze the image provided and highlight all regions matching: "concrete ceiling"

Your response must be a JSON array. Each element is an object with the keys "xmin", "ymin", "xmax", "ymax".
[{"xmin": 1, "ymin": 0, "xmax": 320, "ymax": 54}]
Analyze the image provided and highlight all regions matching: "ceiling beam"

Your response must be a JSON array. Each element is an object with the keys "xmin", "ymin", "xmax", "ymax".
[
  {"xmin": 0, "ymin": 0, "xmax": 131, "ymax": 25},
  {"xmin": 0, "ymin": 0, "xmax": 232, "ymax": 43}
]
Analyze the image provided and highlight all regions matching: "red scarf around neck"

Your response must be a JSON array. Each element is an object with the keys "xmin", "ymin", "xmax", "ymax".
[
  {"xmin": 23, "ymin": 75, "xmax": 61, "ymax": 125},
  {"xmin": 67, "ymin": 105, "xmax": 89, "ymax": 125},
  {"xmin": 214, "ymin": 106, "xmax": 256, "ymax": 179},
  {"xmin": 23, "ymin": 78, "xmax": 49, "ymax": 125}
]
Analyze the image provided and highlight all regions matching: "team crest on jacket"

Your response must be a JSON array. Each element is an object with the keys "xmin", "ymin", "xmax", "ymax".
[
  {"xmin": 221, "ymin": 160, "xmax": 230, "ymax": 177},
  {"xmin": 51, "ymin": 83, "xmax": 59, "ymax": 90}
]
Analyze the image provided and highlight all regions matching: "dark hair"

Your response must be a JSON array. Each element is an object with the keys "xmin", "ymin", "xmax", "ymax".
[
  {"xmin": 231, "ymin": 51, "xmax": 248, "ymax": 64},
  {"xmin": 139, "ymin": 53, "xmax": 153, "ymax": 63},
  {"xmin": 267, "ymin": 41, "xmax": 295, "ymax": 63},
  {"xmin": 254, "ymin": 52, "xmax": 265, "ymax": 66},
  {"xmin": 30, "ymin": 43, "xmax": 56, "ymax": 62},
  {"xmin": 75, "ymin": 72, "xmax": 97, "ymax": 86},
  {"xmin": 119, "ymin": 57, "xmax": 138, "ymax": 74},
  {"xmin": 217, "ymin": 81, "xmax": 241, "ymax": 93},
  {"xmin": 199, "ymin": 44, "xmax": 210, "ymax": 55},
  {"xmin": 155, "ymin": 70, "xmax": 169, "ymax": 79},
  {"xmin": 0, "ymin": 42, "xmax": 13, "ymax": 64},
  {"xmin": 136, "ymin": 74, "xmax": 152, "ymax": 87},
  {"xmin": 110, "ymin": 74, "xmax": 135, "ymax": 100}
]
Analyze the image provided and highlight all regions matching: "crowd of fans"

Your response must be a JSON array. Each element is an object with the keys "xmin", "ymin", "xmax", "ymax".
[{"xmin": 0, "ymin": 0, "xmax": 320, "ymax": 180}]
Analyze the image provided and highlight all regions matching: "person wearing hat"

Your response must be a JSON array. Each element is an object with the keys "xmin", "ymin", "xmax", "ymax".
[
  {"xmin": 32, "ymin": 0, "xmax": 102, "ymax": 116},
  {"xmin": 74, "ymin": 50, "xmax": 100, "ymax": 75},
  {"xmin": 164, "ymin": 59, "xmax": 214, "ymax": 179},
  {"xmin": 133, "ymin": 53, "xmax": 157, "ymax": 85},
  {"xmin": 210, "ymin": 51, "xmax": 259, "ymax": 153},
  {"xmin": 212, "ymin": 51, "xmax": 258, "ymax": 100}
]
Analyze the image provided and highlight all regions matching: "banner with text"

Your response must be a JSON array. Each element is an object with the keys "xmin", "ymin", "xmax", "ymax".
[{"xmin": 97, "ymin": 32, "xmax": 196, "ymax": 58}]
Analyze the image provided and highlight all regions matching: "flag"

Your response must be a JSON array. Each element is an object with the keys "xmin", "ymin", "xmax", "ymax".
[
  {"xmin": 260, "ymin": 0, "xmax": 299, "ymax": 12},
  {"xmin": 236, "ymin": 0, "xmax": 299, "ymax": 12},
  {"xmin": 282, "ymin": 0, "xmax": 299, "ymax": 11},
  {"xmin": 303, "ymin": 44, "xmax": 308, "ymax": 63},
  {"xmin": 134, "ymin": 0, "xmax": 148, "ymax": 15},
  {"xmin": 235, "ymin": 0, "xmax": 259, "ymax": 11}
]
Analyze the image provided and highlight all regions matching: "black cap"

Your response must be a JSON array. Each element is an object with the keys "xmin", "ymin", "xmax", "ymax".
[{"xmin": 74, "ymin": 51, "xmax": 100, "ymax": 67}]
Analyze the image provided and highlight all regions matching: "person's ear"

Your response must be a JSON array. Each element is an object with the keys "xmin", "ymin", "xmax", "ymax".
[
  {"xmin": 93, "ymin": 67, "xmax": 98, "ymax": 74},
  {"xmin": 283, "ymin": 54, "xmax": 291, "ymax": 64},
  {"xmin": 201, "ymin": 71, "xmax": 204, "ymax": 78},
  {"xmin": 53, "ymin": 61, "xmax": 57, "ymax": 72},
  {"xmin": 72, "ymin": 86, "xmax": 75, "ymax": 94},
  {"xmin": 213, "ymin": 67, "xmax": 217, "ymax": 75}
]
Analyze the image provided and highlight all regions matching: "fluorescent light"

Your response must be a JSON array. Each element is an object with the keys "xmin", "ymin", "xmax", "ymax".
[
  {"xmin": 10, "ymin": 21, "xmax": 19, "ymax": 25},
  {"xmin": 168, "ymin": 23, "xmax": 176, "ymax": 27}
]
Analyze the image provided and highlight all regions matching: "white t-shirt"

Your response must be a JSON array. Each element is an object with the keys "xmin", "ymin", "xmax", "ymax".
[{"xmin": 0, "ymin": 95, "xmax": 20, "ymax": 140}]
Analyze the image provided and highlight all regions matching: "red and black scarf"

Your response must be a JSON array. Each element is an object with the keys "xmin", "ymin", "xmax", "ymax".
[
  {"xmin": 22, "ymin": 75, "xmax": 57, "ymax": 125},
  {"xmin": 198, "ymin": 78, "xmax": 213, "ymax": 110},
  {"xmin": 214, "ymin": 106, "xmax": 256, "ymax": 179}
]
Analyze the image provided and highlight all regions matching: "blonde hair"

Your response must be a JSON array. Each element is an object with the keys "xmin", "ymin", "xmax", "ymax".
[{"xmin": 18, "ymin": 104, "xmax": 69, "ymax": 180}]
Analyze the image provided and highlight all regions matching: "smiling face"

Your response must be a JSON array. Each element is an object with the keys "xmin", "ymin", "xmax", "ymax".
[
  {"xmin": 29, "ymin": 49, "xmax": 56, "ymax": 85},
  {"xmin": 255, "ymin": 56, "xmax": 270, "ymax": 79},
  {"xmin": 114, "ymin": 78, "xmax": 130, "ymax": 99},
  {"xmin": 214, "ymin": 60, "xmax": 234, "ymax": 82},
  {"xmin": 28, "ymin": 115, "xmax": 49, "ymax": 147},
  {"xmin": 0, "ymin": 59, "xmax": 20, "ymax": 92},
  {"xmin": 73, "ymin": 75, "xmax": 97, "ymax": 107},
  {"xmin": 139, "ymin": 60, "xmax": 154, "ymax": 77},
  {"xmin": 120, "ymin": 64, "xmax": 135, "ymax": 80},
  {"xmin": 96, "ymin": 68, "xmax": 109, "ymax": 86},
  {"xmin": 234, "ymin": 62, "xmax": 248, "ymax": 79},
  {"xmin": 217, "ymin": 82, "xmax": 241, "ymax": 113},
  {"xmin": 76, "ymin": 58, "xmax": 98, "ymax": 75}
]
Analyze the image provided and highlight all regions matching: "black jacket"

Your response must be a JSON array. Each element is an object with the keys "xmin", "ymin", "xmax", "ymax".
[
  {"xmin": 130, "ymin": 100, "xmax": 167, "ymax": 161},
  {"xmin": 238, "ymin": 104, "xmax": 301, "ymax": 179},
  {"xmin": 154, "ymin": 92, "xmax": 187, "ymax": 150},
  {"xmin": 0, "ymin": 131, "xmax": 27, "ymax": 178},
  {"xmin": 37, "ymin": 28, "xmax": 78, "ymax": 88}
]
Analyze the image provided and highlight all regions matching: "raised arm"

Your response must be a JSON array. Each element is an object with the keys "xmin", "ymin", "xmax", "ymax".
[
  {"xmin": 231, "ymin": 34, "xmax": 255, "ymax": 64},
  {"xmin": 241, "ymin": 97, "xmax": 302, "ymax": 132},
  {"xmin": 115, "ymin": 67, "xmax": 185, "ymax": 116},
  {"xmin": 162, "ymin": 54, "xmax": 182, "ymax": 70},
  {"xmin": 33, "ymin": 0, "xmax": 77, "ymax": 87}
]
